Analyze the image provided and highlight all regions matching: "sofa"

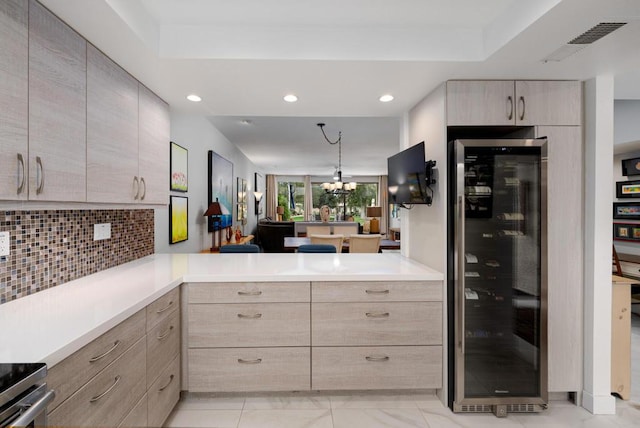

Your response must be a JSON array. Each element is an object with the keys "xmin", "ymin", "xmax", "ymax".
[
  {"xmin": 294, "ymin": 221, "xmax": 361, "ymax": 236},
  {"xmin": 256, "ymin": 220, "xmax": 295, "ymax": 253}
]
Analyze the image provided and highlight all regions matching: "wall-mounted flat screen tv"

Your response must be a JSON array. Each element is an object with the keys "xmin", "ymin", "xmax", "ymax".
[{"xmin": 387, "ymin": 142, "xmax": 430, "ymax": 205}]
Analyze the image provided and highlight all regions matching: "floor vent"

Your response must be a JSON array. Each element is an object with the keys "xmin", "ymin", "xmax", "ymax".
[{"xmin": 568, "ymin": 22, "xmax": 627, "ymax": 44}]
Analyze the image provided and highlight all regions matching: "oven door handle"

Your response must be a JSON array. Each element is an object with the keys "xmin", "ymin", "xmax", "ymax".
[{"xmin": 11, "ymin": 390, "xmax": 55, "ymax": 428}]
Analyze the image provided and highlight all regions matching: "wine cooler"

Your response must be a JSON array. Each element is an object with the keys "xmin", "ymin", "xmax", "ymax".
[{"xmin": 449, "ymin": 139, "xmax": 548, "ymax": 416}]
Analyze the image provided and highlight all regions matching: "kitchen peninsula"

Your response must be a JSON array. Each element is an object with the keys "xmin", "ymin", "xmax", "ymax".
[{"xmin": 0, "ymin": 253, "xmax": 443, "ymax": 427}]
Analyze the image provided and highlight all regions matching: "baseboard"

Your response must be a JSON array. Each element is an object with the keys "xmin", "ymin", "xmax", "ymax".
[{"xmin": 581, "ymin": 390, "xmax": 616, "ymax": 414}]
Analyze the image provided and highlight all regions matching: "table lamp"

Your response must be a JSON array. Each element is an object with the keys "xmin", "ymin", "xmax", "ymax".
[
  {"xmin": 366, "ymin": 206, "xmax": 382, "ymax": 234},
  {"xmin": 203, "ymin": 199, "xmax": 223, "ymax": 251}
]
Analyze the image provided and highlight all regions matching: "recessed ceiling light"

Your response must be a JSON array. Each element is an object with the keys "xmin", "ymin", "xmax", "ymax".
[
  {"xmin": 186, "ymin": 94, "xmax": 202, "ymax": 102},
  {"xmin": 379, "ymin": 94, "xmax": 394, "ymax": 103},
  {"xmin": 240, "ymin": 119, "xmax": 253, "ymax": 125},
  {"xmin": 283, "ymin": 94, "xmax": 298, "ymax": 103}
]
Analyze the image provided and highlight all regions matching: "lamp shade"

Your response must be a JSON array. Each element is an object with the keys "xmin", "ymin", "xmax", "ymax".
[
  {"xmin": 253, "ymin": 191, "xmax": 263, "ymax": 201},
  {"xmin": 366, "ymin": 206, "xmax": 382, "ymax": 218},
  {"xmin": 276, "ymin": 206, "xmax": 285, "ymax": 215},
  {"xmin": 203, "ymin": 201, "xmax": 223, "ymax": 217}
]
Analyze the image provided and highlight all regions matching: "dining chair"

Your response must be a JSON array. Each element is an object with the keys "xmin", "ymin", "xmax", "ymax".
[
  {"xmin": 332, "ymin": 225, "xmax": 358, "ymax": 238},
  {"xmin": 220, "ymin": 244, "xmax": 260, "ymax": 253},
  {"xmin": 297, "ymin": 244, "xmax": 336, "ymax": 253},
  {"xmin": 349, "ymin": 234, "xmax": 381, "ymax": 253},
  {"xmin": 309, "ymin": 234, "xmax": 344, "ymax": 253},
  {"xmin": 305, "ymin": 225, "xmax": 331, "ymax": 237}
]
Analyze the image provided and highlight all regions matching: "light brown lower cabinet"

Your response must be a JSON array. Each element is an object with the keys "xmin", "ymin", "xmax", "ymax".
[
  {"xmin": 312, "ymin": 346, "xmax": 442, "ymax": 390},
  {"xmin": 47, "ymin": 288, "xmax": 181, "ymax": 427},
  {"xmin": 48, "ymin": 338, "xmax": 147, "ymax": 427},
  {"xmin": 188, "ymin": 347, "xmax": 310, "ymax": 392},
  {"xmin": 148, "ymin": 355, "xmax": 181, "ymax": 427},
  {"xmin": 118, "ymin": 394, "xmax": 147, "ymax": 428}
]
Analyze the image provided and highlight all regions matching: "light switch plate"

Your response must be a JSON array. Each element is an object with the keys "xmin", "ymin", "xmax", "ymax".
[
  {"xmin": 0, "ymin": 231, "xmax": 9, "ymax": 256},
  {"xmin": 94, "ymin": 223, "xmax": 111, "ymax": 241}
]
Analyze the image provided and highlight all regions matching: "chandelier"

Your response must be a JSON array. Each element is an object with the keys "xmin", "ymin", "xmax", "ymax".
[{"xmin": 317, "ymin": 123, "xmax": 357, "ymax": 195}]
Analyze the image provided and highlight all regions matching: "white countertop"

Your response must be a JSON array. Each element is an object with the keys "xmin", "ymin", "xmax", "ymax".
[{"xmin": 0, "ymin": 253, "xmax": 442, "ymax": 366}]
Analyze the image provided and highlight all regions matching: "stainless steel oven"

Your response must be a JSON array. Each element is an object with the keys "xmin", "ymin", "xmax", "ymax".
[{"xmin": 0, "ymin": 364, "xmax": 55, "ymax": 427}]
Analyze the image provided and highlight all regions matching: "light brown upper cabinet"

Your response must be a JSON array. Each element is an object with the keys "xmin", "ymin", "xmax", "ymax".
[
  {"xmin": 0, "ymin": 0, "xmax": 28, "ymax": 201},
  {"xmin": 87, "ymin": 44, "xmax": 139, "ymax": 203},
  {"xmin": 29, "ymin": 0, "xmax": 86, "ymax": 201},
  {"xmin": 138, "ymin": 84, "xmax": 170, "ymax": 205},
  {"xmin": 447, "ymin": 80, "xmax": 582, "ymax": 126}
]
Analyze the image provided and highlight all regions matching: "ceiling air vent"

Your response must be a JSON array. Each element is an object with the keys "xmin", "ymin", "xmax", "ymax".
[
  {"xmin": 542, "ymin": 22, "xmax": 627, "ymax": 62},
  {"xmin": 568, "ymin": 22, "xmax": 627, "ymax": 44}
]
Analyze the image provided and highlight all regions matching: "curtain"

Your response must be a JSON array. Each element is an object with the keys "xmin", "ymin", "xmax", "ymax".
[
  {"xmin": 304, "ymin": 175, "xmax": 313, "ymax": 221},
  {"xmin": 378, "ymin": 175, "xmax": 389, "ymax": 235},
  {"xmin": 266, "ymin": 174, "xmax": 278, "ymax": 220}
]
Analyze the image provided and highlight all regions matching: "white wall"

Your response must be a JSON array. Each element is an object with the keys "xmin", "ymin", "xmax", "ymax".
[
  {"xmin": 614, "ymin": 100, "xmax": 640, "ymax": 146},
  {"xmin": 155, "ymin": 112, "xmax": 261, "ymax": 254}
]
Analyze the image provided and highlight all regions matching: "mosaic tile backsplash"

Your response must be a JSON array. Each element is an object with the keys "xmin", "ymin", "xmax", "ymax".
[{"xmin": 0, "ymin": 210, "xmax": 154, "ymax": 304}]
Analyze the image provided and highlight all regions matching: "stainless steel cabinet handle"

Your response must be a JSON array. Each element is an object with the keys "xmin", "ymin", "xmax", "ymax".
[
  {"xmin": 11, "ymin": 390, "xmax": 55, "ymax": 427},
  {"xmin": 365, "ymin": 289, "xmax": 389, "ymax": 294},
  {"xmin": 237, "ymin": 313, "xmax": 262, "ymax": 319},
  {"xmin": 89, "ymin": 340, "xmax": 120, "ymax": 363},
  {"xmin": 140, "ymin": 177, "xmax": 146, "ymax": 200},
  {"xmin": 158, "ymin": 374, "xmax": 174, "ymax": 391},
  {"xmin": 17, "ymin": 153, "xmax": 25, "ymax": 195},
  {"xmin": 156, "ymin": 300, "xmax": 173, "ymax": 314},
  {"xmin": 157, "ymin": 325, "xmax": 174, "ymax": 340},
  {"xmin": 365, "ymin": 355, "xmax": 390, "ymax": 362},
  {"xmin": 238, "ymin": 290, "xmax": 262, "ymax": 296},
  {"xmin": 89, "ymin": 375, "xmax": 120, "ymax": 403},
  {"xmin": 36, "ymin": 156, "xmax": 44, "ymax": 194},
  {"xmin": 519, "ymin": 96, "xmax": 525, "ymax": 121},
  {"xmin": 365, "ymin": 312, "xmax": 390, "ymax": 318},
  {"xmin": 457, "ymin": 195, "xmax": 466, "ymax": 354},
  {"xmin": 238, "ymin": 358, "xmax": 262, "ymax": 364},
  {"xmin": 507, "ymin": 96, "xmax": 513, "ymax": 120},
  {"xmin": 133, "ymin": 176, "xmax": 139, "ymax": 200}
]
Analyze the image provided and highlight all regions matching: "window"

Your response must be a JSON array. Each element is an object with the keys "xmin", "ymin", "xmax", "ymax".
[
  {"xmin": 277, "ymin": 181, "xmax": 305, "ymax": 221},
  {"xmin": 312, "ymin": 181, "xmax": 378, "ymax": 224}
]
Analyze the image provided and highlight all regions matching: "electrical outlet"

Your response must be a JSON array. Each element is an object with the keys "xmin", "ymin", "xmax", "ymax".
[
  {"xmin": 0, "ymin": 231, "xmax": 9, "ymax": 256},
  {"xmin": 94, "ymin": 223, "xmax": 111, "ymax": 241}
]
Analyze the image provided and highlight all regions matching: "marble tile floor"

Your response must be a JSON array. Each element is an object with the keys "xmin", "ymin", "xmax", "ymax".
[{"xmin": 165, "ymin": 316, "xmax": 640, "ymax": 428}]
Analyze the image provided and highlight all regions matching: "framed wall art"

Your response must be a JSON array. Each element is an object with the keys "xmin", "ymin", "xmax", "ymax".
[
  {"xmin": 613, "ymin": 202, "xmax": 640, "ymax": 220},
  {"xmin": 169, "ymin": 195, "xmax": 188, "ymax": 244},
  {"xmin": 622, "ymin": 157, "xmax": 640, "ymax": 176},
  {"xmin": 616, "ymin": 180, "xmax": 640, "ymax": 199},
  {"xmin": 170, "ymin": 142, "xmax": 188, "ymax": 192},
  {"xmin": 613, "ymin": 222, "xmax": 640, "ymax": 242},
  {"xmin": 207, "ymin": 151, "xmax": 233, "ymax": 232},
  {"xmin": 237, "ymin": 177, "xmax": 247, "ymax": 225}
]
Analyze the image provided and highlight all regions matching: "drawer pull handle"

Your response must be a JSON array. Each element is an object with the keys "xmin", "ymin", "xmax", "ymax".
[
  {"xmin": 36, "ymin": 156, "xmax": 45, "ymax": 194},
  {"xmin": 158, "ymin": 374, "xmax": 175, "ymax": 391},
  {"xmin": 238, "ymin": 290, "xmax": 262, "ymax": 296},
  {"xmin": 366, "ymin": 312, "xmax": 390, "ymax": 318},
  {"xmin": 238, "ymin": 358, "xmax": 262, "ymax": 364},
  {"xmin": 89, "ymin": 340, "xmax": 120, "ymax": 363},
  {"xmin": 237, "ymin": 313, "xmax": 262, "ymax": 319},
  {"xmin": 90, "ymin": 375, "xmax": 120, "ymax": 403},
  {"xmin": 17, "ymin": 153, "xmax": 25, "ymax": 195},
  {"xmin": 365, "ymin": 289, "xmax": 389, "ymax": 294},
  {"xmin": 365, "ymin": 355, "xmax": 390, "ymax": 362},
  {"xmin": 156, "ymin": 301, "xmax": 174, "ymax": 314},
  {"xmin": 157, "ymin": 325, "xmax": 174, "ymax": 340},
  {"xmin": 133, "ymin": 176, "xmax": 139, "ymax": 200}
]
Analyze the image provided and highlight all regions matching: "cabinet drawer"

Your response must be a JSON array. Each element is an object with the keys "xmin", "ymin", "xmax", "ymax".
[
  {"xmin": 147, "ymin": 308, "xmax": 180, "ymax": 387},
  {"xmin": 312, "ymin": 302, "xmax": 442, "ymax": 346},
  {"xmin": 47, "ymin": 309, "xmax": 145, "ymax": 411},
  {"xmin": 188, "ymin": 281, "xmax": 310, "ymax": 303},
  {"xmin": 312, "ymin": 346, "xmax": 442, "ymax": 390},
  {"xmin": 118, "ymin": 393, "xmax": 147, "ymax": 428},
  {"xmin": 48, "ymin": 337, "xmax": 147, "ymax": 427},
  {"xmin": 188, "ymin": 303, "xmax": 310, "ymax": 347},
  {"xmin": 188, "ymin": 347, "xmax": 310, "ymax": 392},
  {"xmin": 147, "ymin": 287, "xmax": 179, "ymax": 331},
  {"xmin": 148, "ymin": 354, "xmax": 181, "ymax": 428},
  {"xmin": 312, "ymin": 281, "xmax": 441, "ymax": 302}
]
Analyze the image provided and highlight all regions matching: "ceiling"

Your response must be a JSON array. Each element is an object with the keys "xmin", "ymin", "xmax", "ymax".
[{"xmin": 41, "ymin": 0, "xmax": 640, "ymax": 175}]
